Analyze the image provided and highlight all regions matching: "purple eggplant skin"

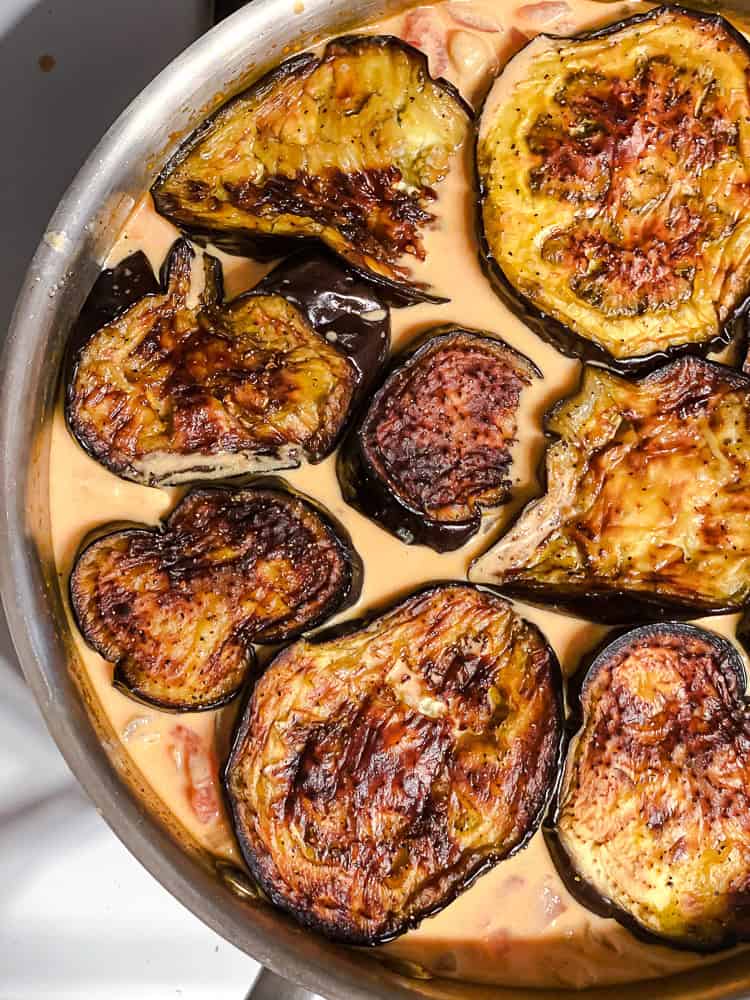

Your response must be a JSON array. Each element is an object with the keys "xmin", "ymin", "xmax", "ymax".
[
  {"xmin": 254, "ymin": 248, "xmax": 391, "ymax": 425},
  {"xmin": 70, "ymin": 476, "xmax": 363, "ymax": 713},
  {"xmin": 740, "ymin": 313, "xmax": 750, "ymax": 375},
  {"xmin": 545, "ymin": 622, "xmax": 750, "ymax": 953},
  {"xmin": 151, "ymin": 36, "xmax": 472, "ymax": 307},
  {"xmin": 736, "ymin": 609, "xmax": 750, "ymax": 663},
  {"xmin": 471, "ymin": 356, "xmax": 750, "ymax": 624},
  {"xmin": 475, "ymin": 4, "xmax": 750, "ymax": 374},
  {"xmin": 338, "ymin": 438, "xmax": 480, "ymax": 552},
  {"xmin": 478, "ymin": 569, "xmax": 742, "ymax": 627},
  {"xmin": 222, "ymin": 581, "xmax": 566, "ymax": 946},
  {"xmin": 337, "ymin": 326, "xmax": 539, "ymax": 553}
]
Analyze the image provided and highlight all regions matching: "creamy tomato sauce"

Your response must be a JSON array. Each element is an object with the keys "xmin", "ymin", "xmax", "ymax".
[{"xmin": 48, "ymin": 0, "xmax": 748, "ymax": 987}]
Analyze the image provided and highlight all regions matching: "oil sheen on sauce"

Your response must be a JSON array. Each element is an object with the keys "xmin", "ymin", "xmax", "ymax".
[{"xmin": 48, "ymin": 0, "xmax": 745, "ymax": 988}]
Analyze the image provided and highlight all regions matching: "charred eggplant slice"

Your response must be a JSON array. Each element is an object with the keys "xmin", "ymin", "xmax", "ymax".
[
  {"xmin": 477, "ymin": 6, "xmax": 750, "ymax": 370},
  {"xmin": 549, "ymin": 622, "xmax": 750, "ymax": 951},
  {"xmin": 471, "ymin": 357, "xmax": 750, "ymax": 622},
  {"xmin": 225, "ymin": 583, "xmax": 563, "ymax": 944},
  {"xmin": 66, "ymin": 240, "xmax": 359, "ymax": 486},
  {"xmin": 151, "ymin": 36, "xmax": 470, "ymax": 303},
  {"xmin": 70, "ymin": 483, "xmax": 360, "ymax": 711},
  {"xmin": 338, "ymin": 327, "xmax": 538, "ymax": 551}
]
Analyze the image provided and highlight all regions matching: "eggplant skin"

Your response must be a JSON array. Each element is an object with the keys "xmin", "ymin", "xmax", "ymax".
[
  {"xmin": 548, "ymin": 622, "xmax": 750, "ymax": 952},
  {"xmin": 338, "ymin": 327, "xmax": 538, "ymax": 551},
  {"xmin": 151, "ymin": 36, "xmax": 470, "ymax": 304},
  {"xmin": 224, "ymin": 583, "xmax": 563, "ymax": 945},
  {"xmin": 69, "ymin": 482, "xmax": 360, "ymax": 712},
  {"xmin": 64, "ymin": 250, "xmax": 160, "ymax": 377},
  {"xmin": 254, "ymin": 247, "xmax": 391, "ymax": 418},
  {"xmin": 477, "ymin": 5, "xmax": 750, "ymax": 371},
  {"xmin": 66, "ymin": 239, "xmax": 358, "ymax": 486},
  {"xmin": 471, "ymin": 356, "xmax": 750, "ymax": 624}
]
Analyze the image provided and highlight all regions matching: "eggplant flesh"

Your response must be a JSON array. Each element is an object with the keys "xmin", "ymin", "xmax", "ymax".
[
  {"xmin": 471, "ymin": 357, "xmax": 750, "ymax": 623},
  {"xmin": 549, "ymin": 622, "xmax": 750, "ymax": 952},
  {"xmin": 477, "ymin": 6, "xmax": 750, "ymax": 369},
  {"xmin": 338, "ymin": 328, "xmax": 538, "ymax": 551},
  {"xmin": 70, "ymin": 483, "xmax": 360, "ymax": 711},
  {"xmin": 224, "ymin": 584, "xmax": 563, "ymax": 944},
  {"xmin": 66, "ymin": 240, "xmax": 358, "ymax": 486},
  {"xmin": 151, "ymin": 36, "xmax": 470, "ymax": 303}
]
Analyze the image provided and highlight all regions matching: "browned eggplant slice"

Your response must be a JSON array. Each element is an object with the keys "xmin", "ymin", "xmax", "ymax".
[
  {"xmin": 338, "ymin": 327, "xmax": 538, "ymax": 551},
  {"xmin": 548, "ymin": 622, "xmax": 750, "ymax": 952},
  {"xmin": 471, "ymin": 356, "xmax": 750, "ymax": 623},
  {"xmin": 151, "ymin": 36, "xmax": 471, "ymax": 304},
  {"xmin": 70, "ymin": 482, "xmax": 361, "ymax": 711},
  {"xmin": 477, "ymin": 5, "xmax": 750, "ymax": 371},
  {"xmin": 224, "ymin": 583, "xmax": 563, "ymax": 944},
  {"xmin": 66, "ymin": 240, "xmax": 360, "ymax": 486}
]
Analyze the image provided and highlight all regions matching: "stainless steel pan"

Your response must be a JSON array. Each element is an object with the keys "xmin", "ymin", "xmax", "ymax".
[{"xmin": 5, "ymin": 2, "xmax": 750, "ymax": 997}]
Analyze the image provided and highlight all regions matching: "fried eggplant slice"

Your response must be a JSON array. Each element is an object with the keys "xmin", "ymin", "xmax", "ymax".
[
  {"xmin": 70, "ymin": 483, "xmax": 360, "ymax": 711},
  {"xmin": 471, "ymin": 357, "xmax": 750, "ymax": 622},
  {"xmin": 66, "ymin": 240, "xmax": 359, "ymax": 486},
  {"xmin": 338, "ymin": 327, "xmax": 538, "ymax": 551},
  {"xmin": 225, "ymin": 584, "xmax": 563, "ymax": 944},
  {"xmin": 477, "ymin": 6, "xmax": 750, "ymax": 370},
  {"xmin": 548, "ymin": 622, "xmax": 750, "ymax": 951},
  {"xmin": 151, "ymin": 36, "xmax": 470, "ymax": 303}
]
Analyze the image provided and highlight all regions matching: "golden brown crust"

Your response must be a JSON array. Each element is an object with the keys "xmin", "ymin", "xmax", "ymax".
[
  {"xmin": 554, "ymin": 623, "xmax": 750, "ymax": 950},
  {"xmin": 471, "ymin": 357, "xmax": 750, "ymax": 621},
  {"xmin": 70, "ymin": 485, "xmax": 357, "ymax": 711},
  {"xmin": 67, "ymin": 241, "xmax": 356, "ymax": 486},
  {"xmin": 478, "ymin": 6, "xmax": 750, "ymax": 364},
  {"xmin": 532, "ymin": 55, "xmax": 738, "ymax": 317},
  {"xmin": 360, "ymin": 330, "xmax": 536, "ymax": 524},
  {"xmin": 151, "ymin": 36, "xmax": 470, "ymax": 294},
  {"xmin": 225, "ymin": 584, "xmax": 563, "ymax": 943}
]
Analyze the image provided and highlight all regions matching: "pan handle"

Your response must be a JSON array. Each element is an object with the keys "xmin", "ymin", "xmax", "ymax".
[{"xmin": 245, "ymin": 966, "xmax": 320, "ymax": 1000}]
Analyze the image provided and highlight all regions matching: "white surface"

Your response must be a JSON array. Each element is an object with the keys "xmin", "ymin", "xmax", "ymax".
[
  {"xmin": 0, "ymin": 659, "xmax": 259, "ymax": 1000},
  {"xmin": 0, "ymin": 1, "xmax": 263, "ymax": 997}
]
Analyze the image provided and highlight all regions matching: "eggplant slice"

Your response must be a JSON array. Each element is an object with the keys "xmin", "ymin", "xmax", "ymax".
[
  {"xmin": 477, "ymin": 5, "xmax": 750, "ymax": 370},
  {"xmin": 471, "ymin": 356, "xmax": 750, "ymax": 623},
  {"xmin": 549, "ymin": 622, "xmax": 750, "ymax": 951},
  {"xmin": 338, "ymin": 327, "xmax": 538, "ymax": 551},
  {"xmin": 67, "ymin": 240, "xmax": 362, "ymax": 486},
  {"xmin": 70, "ymin": 483, "xmax": 360, "ymax": 711},
  {"xmin": 225, "ymin": 583, "xmax": 563, "ymax": 944},
  {"xmin": 152, "ymin": 36, "xmax": 470, "ymax": 303}
]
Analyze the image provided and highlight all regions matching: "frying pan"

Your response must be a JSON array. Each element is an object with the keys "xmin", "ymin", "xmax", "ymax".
[{"xmin": 4, "ymin": 1, "xmax": 750, "ymax": 997}]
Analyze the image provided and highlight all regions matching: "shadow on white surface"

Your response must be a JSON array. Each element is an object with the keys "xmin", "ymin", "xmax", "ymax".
[{"xmin": 0, "ymin": 647, "xmax": 260, "ymax": 999}]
